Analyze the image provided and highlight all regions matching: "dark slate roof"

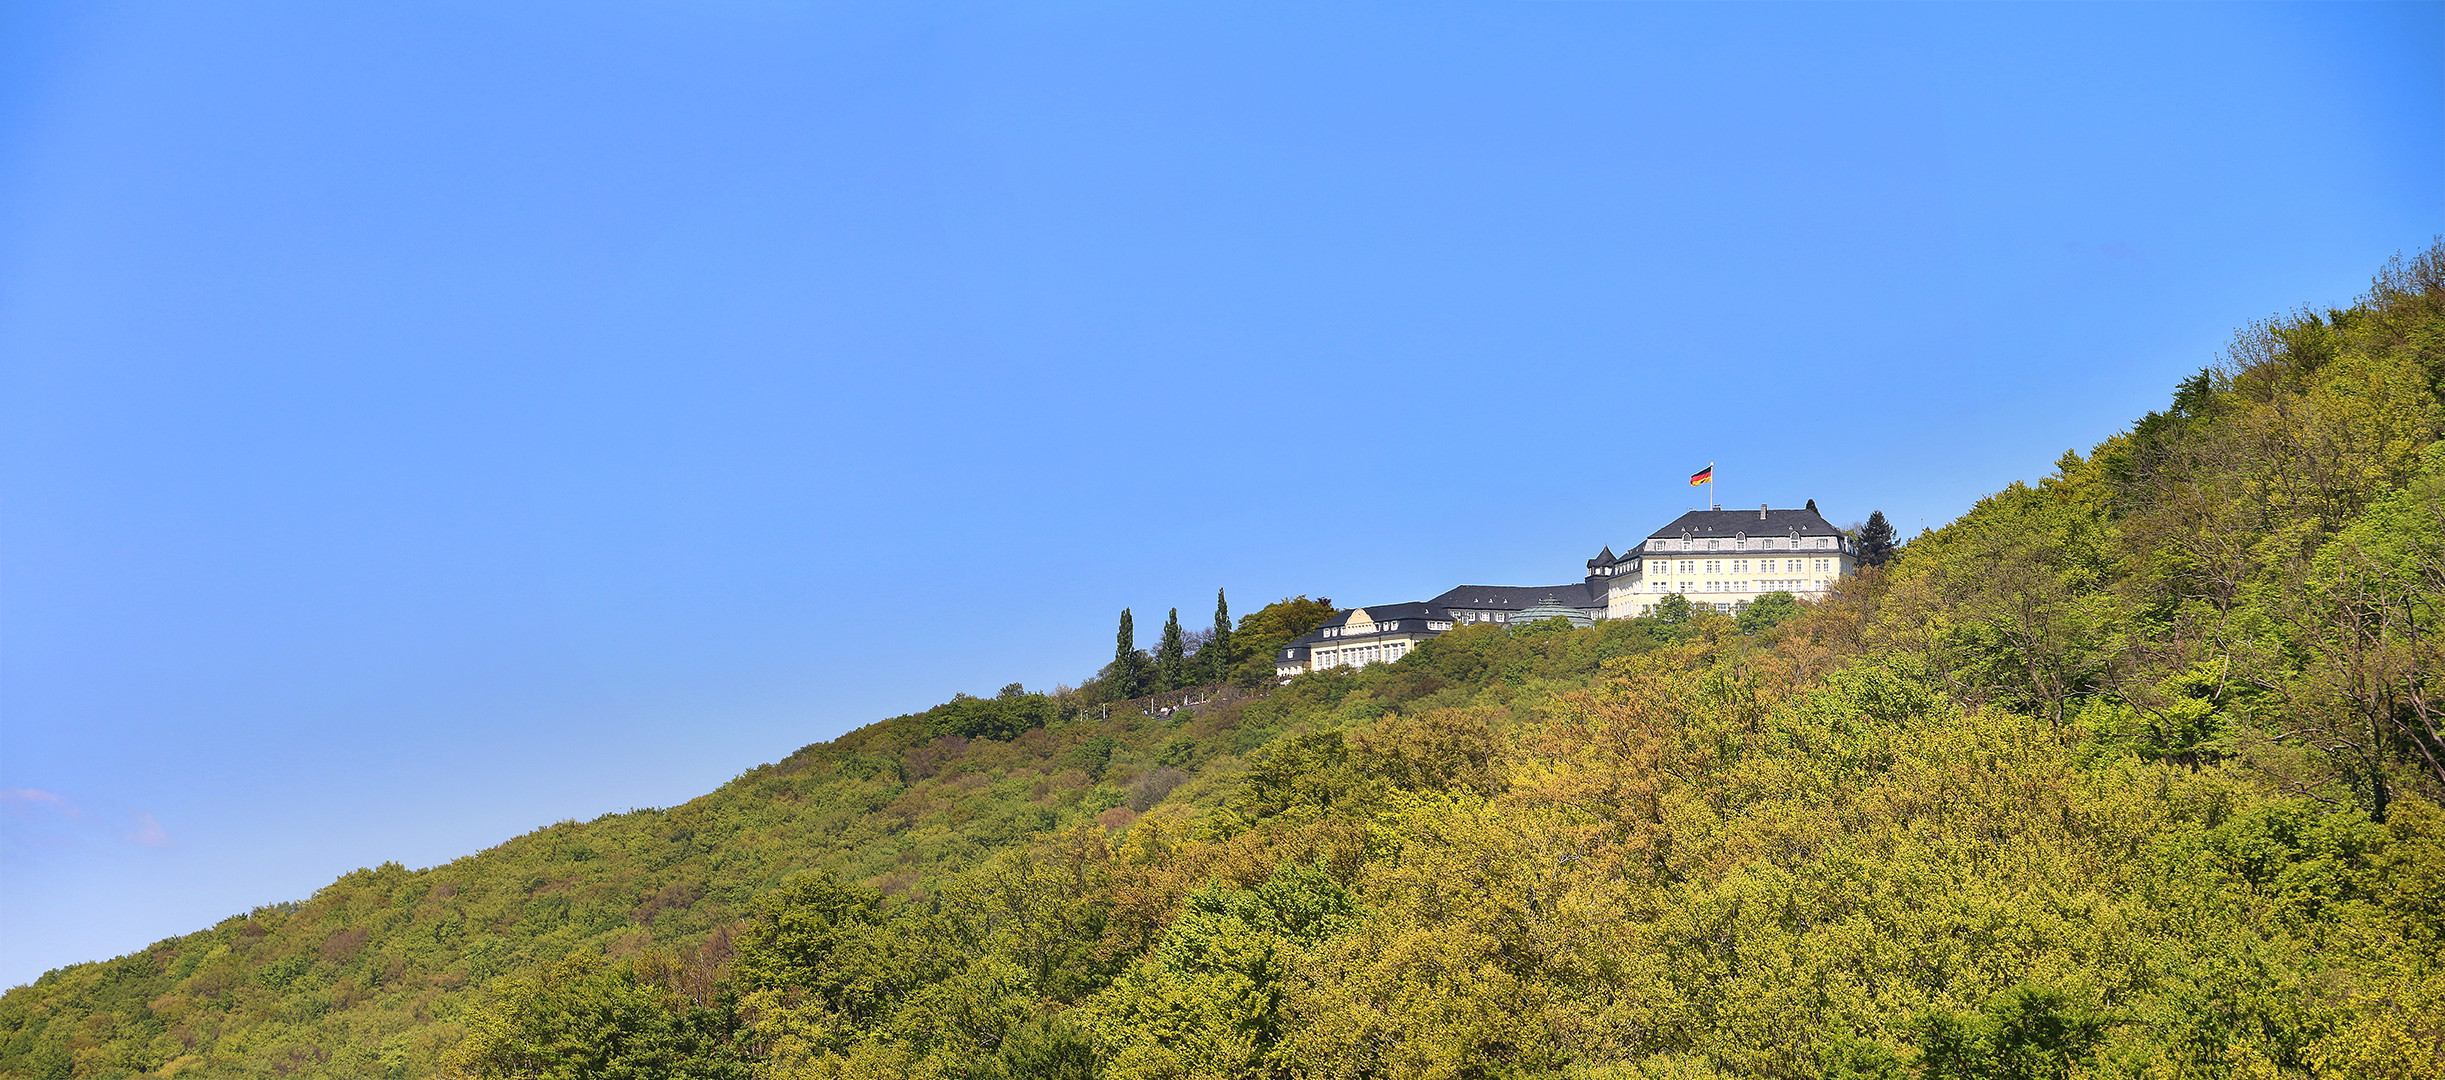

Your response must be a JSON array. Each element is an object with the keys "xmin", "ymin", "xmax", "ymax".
[
  {"xmin": 1646, "ymin": 507, "xmax": 1841, "ymax": 540},
  {"xmin": 1588, "ymin": 545, "xmax": 1616, "ymax": 566},
  {"xmin": 1428, "ymin": 583, "xmax": 1601, "ymax": 611},
  {"xmin": 1349, "ymin": 601, "xmax": 1446, "ymax": 622},
  {"xmin": 1312, "ymin": 601, "xmax": 1454, "ymax": 632}
]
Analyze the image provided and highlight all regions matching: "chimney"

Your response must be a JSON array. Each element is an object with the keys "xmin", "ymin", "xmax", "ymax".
[{"xmin": 1759, "ymin": 504, "xmax": 1768, "ymax": 519}]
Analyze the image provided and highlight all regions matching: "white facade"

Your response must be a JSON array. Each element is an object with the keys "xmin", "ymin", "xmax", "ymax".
[
  {"xmin": 1598, "ymin": 508, "xmax": 1859, "ymax": 618},
  {"xmin": 1276, "ymin": 605, "xmax": 1450, "ymax": 678},
  {"xmin": 1275, "ymin": 507, "xmax": 1862, "ymax": 683}
]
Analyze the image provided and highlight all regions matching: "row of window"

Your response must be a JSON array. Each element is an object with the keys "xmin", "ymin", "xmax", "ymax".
[
  {"xmin": 1649, "ymin": 536, "xmax": 1835, "ymax": 552},
  {"xmin": 1314, "ymin": 641, "xmax": 1410, "ymax": 669},
  {"xmin": 1661, "ymin": 579, "xmax": 1827, "ymax": 593},
  {"xmin": 1657, "ymin": 559, "xmax": 1832, "ymax": 575},
  {"xmin": 1637, "ymin": 600, "xmax": 1743, "ymax": 615}
]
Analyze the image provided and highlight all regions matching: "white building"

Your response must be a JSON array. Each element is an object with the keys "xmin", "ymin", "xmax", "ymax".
[
  {"xmin": 1275, "ymin": 603, "xmax": 1452, "ymax": 678},
  {"xmin": 1588, "ymin": 505, "xmax": 1859, "ymax": 618},
  {"xmin": 1272, "ymin": 504, "xmax": 1861, "ymax": 679}
]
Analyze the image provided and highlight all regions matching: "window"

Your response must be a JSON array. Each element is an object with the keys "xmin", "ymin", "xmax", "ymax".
[
  {"xmin": 1679, "ymin": 560, "xmax": 1695, "ymax": 573},
  {"xmin": 1814, "ymin": 559, "xmax": 1830, "ymax": 571},
  {"xmin": 1708, "ymin": 539, "xmax": 1721, "ymax": 550},
  {"xmin": 1732, "ymin": 560, "xmax": 1748, "ymax": 572},
  {"xmin": 1735, "ymin": 537, "xmax": 1747, "ymax": 550},
  {"xmin": 1705, "ymin": 560, "xmax": 1721, "ymax": 573}
]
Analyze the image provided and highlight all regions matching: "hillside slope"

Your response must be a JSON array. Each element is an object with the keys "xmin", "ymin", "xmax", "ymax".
[
  {"xmin": 1, "ymin": 612, "xmax": 1659, "ymax": 1078},
  {"xmin": 6, "ymin": 243, "xmax": 2444, "ymax": 1079}
]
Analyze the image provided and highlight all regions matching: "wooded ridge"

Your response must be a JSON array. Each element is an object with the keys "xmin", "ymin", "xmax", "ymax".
[{"xmin": 5, "ymin": 244, "xmax": 2443, "ymax": 1079}]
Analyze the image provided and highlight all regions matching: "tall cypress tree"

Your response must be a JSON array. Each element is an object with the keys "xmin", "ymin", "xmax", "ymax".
[
  {"xmin": 1110, "ymin": 608, "xmax": 1149, "ymax": 699},
  {"xmin": 1856, "ymin": 510, "xmax": 1898, "ymax": 568},
  {"xmin": 1155, "ymin": 607, "xmax": 1189, "ymax": 691},
  {"xmin": 1204, "ymin": 588, "xmax": 1234, "ymax": 683}
]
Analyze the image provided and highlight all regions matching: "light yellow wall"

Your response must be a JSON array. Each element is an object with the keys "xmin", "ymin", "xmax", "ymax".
[
  {"xmin": 1304, "ymin": 629, "xmax": 1432, "ymax": 673},
  {"xmin": 1608, "ymin": 546, "xmax": 1856, "ymax": 618}
]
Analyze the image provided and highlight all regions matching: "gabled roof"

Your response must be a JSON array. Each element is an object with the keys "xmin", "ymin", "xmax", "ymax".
[
  {"xmin": 1428, "ymin": 582, "xmax": 1601, "ymax": 610},
  {"xmin": 1588, "ymin": 545, "xmax": 1616, "ymax": 566},
  {"xmin": 1646, "ymin": 507, "xmax": 1840, "ymax": 540},
  {"xmin": 1297, "ymin": 600, "xmax": 1457, "ymax": 644},
  {"xmin": 1341, "ymin": 601, "xmax": 1444, "ymax": 623}
]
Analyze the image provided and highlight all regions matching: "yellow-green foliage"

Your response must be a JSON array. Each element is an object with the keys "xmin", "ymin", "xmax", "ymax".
[
  {"xmin": 0, "ymin": 611, "xmax": 1650, "ymax": 1079},
  {"xmin": 6, "ymin": 244, "xmax": 2445, "ymax": 1079}
]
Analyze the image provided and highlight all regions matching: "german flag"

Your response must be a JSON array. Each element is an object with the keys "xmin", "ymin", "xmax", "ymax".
[{"xmin": 1689, "ymin": 465, "xmax": 1713, "ymax": 486}]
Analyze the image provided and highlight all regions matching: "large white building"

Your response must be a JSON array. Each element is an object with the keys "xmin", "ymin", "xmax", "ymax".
[
  {"xmin": 1588, "ymin": 505, "xmax": 1860, "ymax": 618},
  {"xmin": 1273, "ymin": 504, "xmax": 1860, "ymax": 678}
]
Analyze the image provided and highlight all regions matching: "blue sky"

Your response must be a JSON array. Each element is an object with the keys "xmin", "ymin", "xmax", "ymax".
[{"xmin": 1, "ymin": 1, "xmax": 2436, "ymax": 986}]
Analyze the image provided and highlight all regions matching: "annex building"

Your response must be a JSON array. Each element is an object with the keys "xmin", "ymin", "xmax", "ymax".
[{"xmin": 1275, "ymin": 504, "xmax": 1859, "ymax": 678}]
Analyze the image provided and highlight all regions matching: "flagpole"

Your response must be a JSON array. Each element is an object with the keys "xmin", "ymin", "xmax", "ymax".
[{"xmin": 1708, "ymin": 461, "xmax": 1716, "ymax": 510}]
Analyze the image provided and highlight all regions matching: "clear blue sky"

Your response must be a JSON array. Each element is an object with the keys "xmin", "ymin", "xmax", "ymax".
[{"xmin": 2, "ymin": 1, "xmax": 2436, "ymax": 987}]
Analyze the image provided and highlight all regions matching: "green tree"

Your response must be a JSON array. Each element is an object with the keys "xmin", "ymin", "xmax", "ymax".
[
  {"xmin": 1202, "ymin": 588, "xmax": 1236, "ymax": 683},
  {"xmin": 930, "ymin": 691, "xmax": 1056, "ymax": 741},
  {"xmin": 1914, "ymin": 985, "xmax": 2103, "ymax": 1080},
  {"xmin": 1736, "ymin": 590, "xmax": 1801, "ymax": 633},
  {"xmin": 730, "ymin": 872, "xmax": 887, "ymax": 1003},
  {"xmin": 445, "ymin": 953, "xmax": 750, "ymax": 1080},
  {"xmin": 1156, "ymin": 607, "xmax": 1190, "ymax": 690},
  {"xmin": 1229, "ymin": 596, "xmax": 1342, "ymax": 686},
  {"xmin": 1108, "ymin": 608, "xmax": 1152, "ymax": 699},
  {"xmin": 1652, "ymin": 592, "xmax": 1692, "ymax": 625},
  {"xmin": 1856, "ymin": 509, "xmax": 1898, "ymax": 567}
]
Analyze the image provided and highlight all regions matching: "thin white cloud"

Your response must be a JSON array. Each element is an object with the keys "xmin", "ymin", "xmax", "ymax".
[
  {"xmin": 126, "ymin": 812, "xmax": 170, "ymax": 847},
  {"xmin": 2, "ymin": 789, "xmax": 77, "ymax": 817}
]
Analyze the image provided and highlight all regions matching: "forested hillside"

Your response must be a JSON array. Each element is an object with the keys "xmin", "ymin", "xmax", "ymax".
[{"xmin": 7, "ymin": 244, "xmax": 2445, "ymax": 1079}]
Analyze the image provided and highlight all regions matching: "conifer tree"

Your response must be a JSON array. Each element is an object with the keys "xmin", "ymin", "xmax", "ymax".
[
  {"xmin": 1856, "ymin": 509, "xmax": 1898, "ymax": 567},
  {"xmin": 1203, "ymin": 589, "xmax": 1234, "ymax": 682},
  {"xmin": 1109, "ymin": 608, "xmax": 1150, "ymax": 699},
  {"xmin": 1155, "ymin": 607, "xmax": 1190, "ymax": 690}
]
